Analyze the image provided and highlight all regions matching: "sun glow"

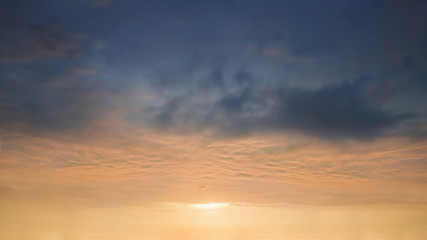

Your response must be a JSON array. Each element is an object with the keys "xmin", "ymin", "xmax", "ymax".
[{"xmin": 190, "ymin": 203, "xmax": 229, "ymax": 209}]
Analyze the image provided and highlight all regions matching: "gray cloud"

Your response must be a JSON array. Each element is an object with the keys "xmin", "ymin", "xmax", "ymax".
[
  {"xmin": 145, "ymin": 76, "xmax": 418, "ymax": 140},
  {"xmin": 275, "ymin": 82, "xmax": 416, "ymax": 140},
  {"xmin": 0, "ymin": 0, "xmax": 426, "ymax": 143}
]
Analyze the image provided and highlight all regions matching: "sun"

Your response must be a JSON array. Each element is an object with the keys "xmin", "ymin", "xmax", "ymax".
[{"xmin": 190, "ymin": 203, "xmax": 229, "ymax": 209}]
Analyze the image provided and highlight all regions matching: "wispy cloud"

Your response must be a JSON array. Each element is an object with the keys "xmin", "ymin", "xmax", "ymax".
[
  {"xmin": 1, "ymin": 127, "xmax": 426, "ymax": 207},
  {"xmin": 0, "ymin": 21, "xmax": 83, "ymax": 62}
]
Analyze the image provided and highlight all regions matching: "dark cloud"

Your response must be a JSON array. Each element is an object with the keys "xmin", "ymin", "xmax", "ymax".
[
  {"xmin": 0, "ymin": 0, "xmax": 426, "ymax": 142},
  {"xmin": 274, "ymin": 82, "xmax": 416, "ymax": 140},
  {"xmin": 218, "ymin": 86, "xmax": 252, "ymax": 113},
  {"xmin": 146, "ymin": 77, "xmax": 418, "ymax": 140},
  {"xmin": 215, "ymin": 79, "xmax": 417, "ymax": 140},
  {"xmin": 396, "ymin": 55, "xmax": 427, "ymax": 91},
  {"xmin": 370, "ymin": 54, "xmax": 427, "ymax": 114}
]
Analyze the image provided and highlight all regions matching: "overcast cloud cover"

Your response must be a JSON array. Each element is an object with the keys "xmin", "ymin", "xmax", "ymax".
[{"xmin": 1, "ymin": 0, "xmax": 426, "ymax": 140}]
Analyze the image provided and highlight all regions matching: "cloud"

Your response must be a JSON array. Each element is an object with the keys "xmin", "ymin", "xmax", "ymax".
[
  {"xmin": 246, "ymin": 41, "xmax": 317, "ymax": 63},
  {"xmin": 149, "ymin": 77, "xmax": 417, "ymax": 140},
  {"xmin": 0, "ymin": 20, "xmax": 83, "ymax": 62},
  {"xmin": 217, "ymin": 85, "xmax": 252, "ymax": 113},
  {"xmin": 273, "ymin": 81, "xmax": 415, "ymax": 140},
  {"xmin": 1, "ymin": 127, "xmax": 426, "ymax": 206},
  {"xmin": 151, "ymin": 96, "xmax": 187, "ymax": 129},
  {"xmin": 0, "ymin": 18, "xmax": 112, "ymax": 136},
  {"xmin": 382, "ymin": 55, "xmax": 427, "ymax": 98},
  {"xmin": 0, "ymin": 65, "xmax": 117, "ymax": 135}
]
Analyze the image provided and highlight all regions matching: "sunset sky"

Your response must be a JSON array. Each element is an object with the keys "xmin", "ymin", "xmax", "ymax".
[{"xmin": 1, "ymin": 0, "xmax": 427, "ymax": 239}]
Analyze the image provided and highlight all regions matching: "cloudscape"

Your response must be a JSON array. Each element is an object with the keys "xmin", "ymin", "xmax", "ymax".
[{"xmin": 1, "ymin": 1, "xmax": 427, "ymax": 239}]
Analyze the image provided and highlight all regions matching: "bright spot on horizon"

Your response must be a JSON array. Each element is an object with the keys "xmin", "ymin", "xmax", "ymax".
[{"xmin": 190, "ymin": 203, "xmax": 229, "ymax": 209}]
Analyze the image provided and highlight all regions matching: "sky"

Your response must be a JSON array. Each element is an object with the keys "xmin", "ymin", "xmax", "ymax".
[{"xmin": 1, "ymin": 0, "xmax": 427, "ymax": 239}]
